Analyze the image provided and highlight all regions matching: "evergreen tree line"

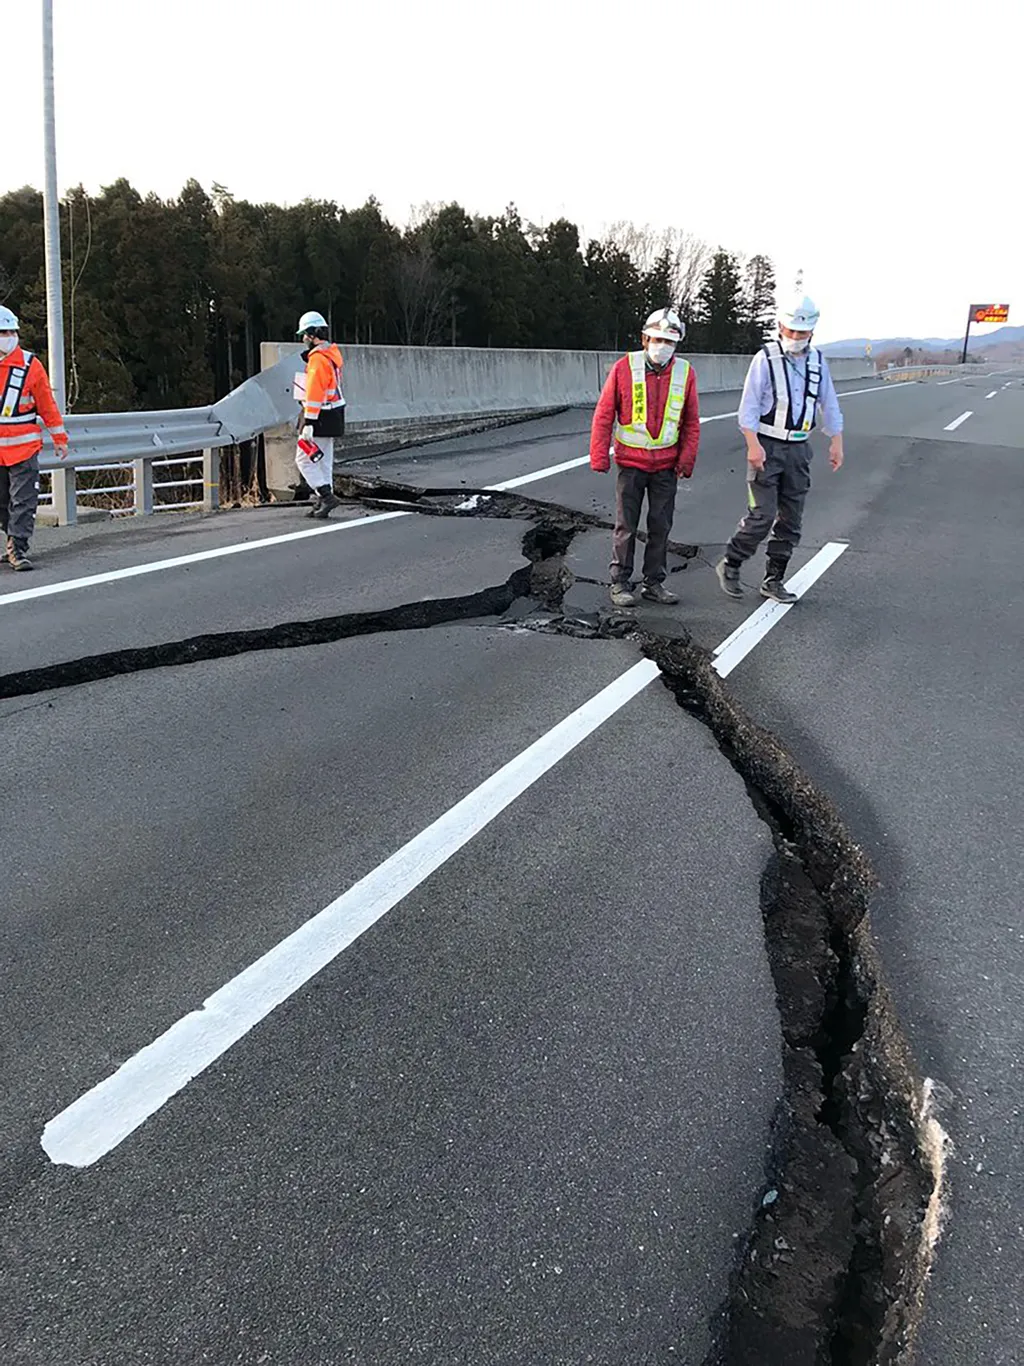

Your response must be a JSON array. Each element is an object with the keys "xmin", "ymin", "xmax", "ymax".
[{"xmin": 0, "ymin": 179, "xmax": 777, "ymax": 413}]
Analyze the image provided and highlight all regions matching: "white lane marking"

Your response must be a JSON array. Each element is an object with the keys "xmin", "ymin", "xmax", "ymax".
[
  {"xmin": 985, "ymin": 391, "xmax": 997, "ymax": 400},
  {"xmin": 487, "ymin": 456, "xmax": 586, "ymax": 490},
  {"xmin": 42, "ymin": 658, "xmax": 661, "ymax": 1167},
  {"xmin": 9, "ymin": 383, "xmax": 900, "ymax": 610},
  {"xmin": 1003, "ymin": 382, "xmax": 1013, "ymax": 389},
  {"xmin": 936, "ymin": 377, "xmax": 961, "ymax": 386},
  {"xmin": 712, "ymin": 542, "xmax": 849, "ymax": 678},
  {"xmin": 943, "ymin": 411, "xmax": 973, "ymax": 431},
  {"xmin": 0, "ymin": 512, "xmax": 409, "ymax": 609},
  {"xmin": 7, "ymin": 414, "xmax": 744, "ymax": 606},
  {"xmin": 486, "ymin": 409, "xmax": 740, "ymax": 492},
  {"xmin": 837, "ymin": 382, "xmax": 919, "ymax": 397},
  {"xmin": 41, "ymin": 537, "xmax": 850, "ymax": 1167}
]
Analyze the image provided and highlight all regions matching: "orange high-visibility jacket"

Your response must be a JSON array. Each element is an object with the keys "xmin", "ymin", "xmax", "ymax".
[
  {"xmin": 0, "ymin": 346, "xmax": 68, "ymax": 466},
  {"xmin": 301, "ymin": 343, "xmax": 345, "ymax": 423}
]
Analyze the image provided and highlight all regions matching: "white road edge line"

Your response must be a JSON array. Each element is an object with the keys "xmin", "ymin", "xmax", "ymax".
[
  {"xmin": 5, "ymin": 417, "xmax": 745, "ymax": 606},
  {"xmin": 985, "ymin": 390, "xmax": 997, "ymax": 400},
  {"xmin": 0, "ymin": 512, "xmax": 410, "ymax": 608},
  {"xmin": 6, "ymin": 382, "xmax": 902, "ymax": 609},
  {"xmin": 943, "ymin": 411, "xmax": 973, "ymax": 431},
  {"xmin": 40, "ymin": 541, "xmax": 849, "ymax": 1168},
  {"xmin": 478, "ymin": 410, "xmax": 741, "ymax": 495},
  {"xmin": 936, "ymin": 378, "xmax": 961, "ymax": 386}
]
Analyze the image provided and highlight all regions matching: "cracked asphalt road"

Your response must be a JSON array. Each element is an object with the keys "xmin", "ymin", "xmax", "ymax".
[{"xmin": 1, "ymin": 370, "xmax": 1021, "ymax": 1363}]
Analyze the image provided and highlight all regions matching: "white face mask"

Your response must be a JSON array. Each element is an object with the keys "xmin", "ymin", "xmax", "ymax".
[
  {"xmin": 646, "ymin": 340, "xmax": 675, "ymax": 367},
  {"xmin": 0, "ymin": 334, "xmax": 18, "ymax": 356},
  {"xmin": 780, "ymin": 334, "xmax": 809, "ymax": 355}
]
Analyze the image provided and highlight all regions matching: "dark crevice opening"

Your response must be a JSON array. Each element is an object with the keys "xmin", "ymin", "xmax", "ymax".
[{"xmin": 641, "ymin": 634, "xmax": 939, "ymax": 1366}]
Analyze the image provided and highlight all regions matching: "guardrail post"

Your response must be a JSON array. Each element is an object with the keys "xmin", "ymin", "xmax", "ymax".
[
  {"xmin": 133, "ymin": 457, "xmax": 154, "ymax": 515},
  {"xmin": 203, "ymin": 448, "xmax": 220, "ymax": 511},
  {"xmin": 49, "ymin": 465, "xmax": 77, "ymax": 526}
]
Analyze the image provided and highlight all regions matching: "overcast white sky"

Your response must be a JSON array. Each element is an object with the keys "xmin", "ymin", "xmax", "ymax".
[{"xmin": 4, "ymin": 1, "xmax": 1020, "ymax": 343}]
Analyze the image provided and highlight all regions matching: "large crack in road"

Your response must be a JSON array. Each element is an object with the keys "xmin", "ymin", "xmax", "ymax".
[{"xmin": 1, "ymin": 478, "xmax": 947, "ymax": 1362}]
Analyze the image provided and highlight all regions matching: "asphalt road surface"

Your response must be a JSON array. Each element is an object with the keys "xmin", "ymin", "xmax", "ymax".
[{"xmin": 1, "ymin": 367, "xmax": 1021, "ymax": 1364}]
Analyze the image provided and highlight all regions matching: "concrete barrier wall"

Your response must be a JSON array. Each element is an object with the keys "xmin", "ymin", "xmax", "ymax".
[{"xmin": 259, "ymin": 342, "xmax": 875, "ymax": 497}]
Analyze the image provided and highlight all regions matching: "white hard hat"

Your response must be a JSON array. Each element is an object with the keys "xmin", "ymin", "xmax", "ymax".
[
  {"xmin": 296, "ymin": 309, "xmax": 329, "ymax": 336},
  {"xmin": 643, "ymin": 307, "xmax": 685, "ymax": 343},
  {"xmin": 779, "ymin": 294, "xmax": 820, "ymax": 332},
  {"xmin": 0, "ymin": 305, "xmax": 20, "ymax": 331}
]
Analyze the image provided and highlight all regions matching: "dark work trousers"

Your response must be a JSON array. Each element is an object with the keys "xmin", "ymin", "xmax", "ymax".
[
  {"xmin": 0, "ymin": 454, "xmax": 41, "ymax": 551},
  {"xmin": 726, "ymin": 435, "xmax": 812, "ymax": 570},
  {"xmin": 610, "ymin": 465, "xmax": 679, "ymax": 585}
]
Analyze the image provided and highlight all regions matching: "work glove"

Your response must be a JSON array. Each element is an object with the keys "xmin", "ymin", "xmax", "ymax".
[{"xmin": 301, "ymin": 423, "xmax": 314, "ymax": 442}]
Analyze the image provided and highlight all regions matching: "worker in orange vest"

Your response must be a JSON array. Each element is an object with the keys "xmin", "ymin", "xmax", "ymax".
[
  {"xmin": 0, "ymin": 306, "xmax": 69, "ymax": 570},
  {"xmin": 293, "ymin": 310, "xmax": 345, "ymax": 518}
]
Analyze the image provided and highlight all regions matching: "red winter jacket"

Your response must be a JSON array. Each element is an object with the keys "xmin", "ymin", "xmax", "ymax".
[{"xmin": 589, "ymin": 354, "xmax": 700, "ymax": 477}]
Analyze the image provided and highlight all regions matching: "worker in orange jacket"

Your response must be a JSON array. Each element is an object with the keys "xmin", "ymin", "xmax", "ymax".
[
  {"xmin": 0, "ymin": 306, "xmax": 69, "ymax": 570},
  {"xmin": 293, "ymin": 310, "xmax": 345, "ymax": 518}
]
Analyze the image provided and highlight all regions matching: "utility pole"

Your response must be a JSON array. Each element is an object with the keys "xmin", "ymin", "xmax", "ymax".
[{"xmin": 42, "ymin": 0, "xmax": 66, "ymax": 409}]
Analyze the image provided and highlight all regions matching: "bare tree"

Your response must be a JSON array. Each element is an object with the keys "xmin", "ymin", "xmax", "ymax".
[
  {"xmin": 392, "ymin": 239, "xmax": 453, "ymax": 346},
  {"xmin": 672, "ymin": 231, "xmax": 713, "ymax": 324},
  {"xmin": 603, "ymin": 221, "xmax": 712, "ymax": 322}
]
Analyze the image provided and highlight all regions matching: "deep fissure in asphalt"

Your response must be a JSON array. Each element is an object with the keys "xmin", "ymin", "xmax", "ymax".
[
  {"xmin": 643, "ymin": 636, "xmax": 938, "ymax": 1365},
  {"xmin": 2, "ymin": 482, "xmax": 942, "ymax": 1362}
]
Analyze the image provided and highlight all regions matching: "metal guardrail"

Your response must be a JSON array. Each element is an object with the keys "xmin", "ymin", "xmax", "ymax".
[
  {"xmin": 39, "ymin": 410, "xmax": 230, "ymax": 526},
  {"xmin": 37, "ymin": 355, "xmax": 303, "ymax": 526},
  {"xmin": 37, "ymin": 352, "xmax": 1011, "ymax": 527},
  {"xmin": 39, "ymin": 455, "xmax": 209, "ymax": 518}
]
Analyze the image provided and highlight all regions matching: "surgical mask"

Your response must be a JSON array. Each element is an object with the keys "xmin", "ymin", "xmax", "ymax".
[
  {"xmin": 0, "ymin": 334, "xmax": 18, "ymax": 356},
  {"xmin": 646, "ymin": 341, "xmax": 675, "ymax": 367},
  {"xmin": 780, "ymin": 335, "xmax": 809, "ymax": 355}
]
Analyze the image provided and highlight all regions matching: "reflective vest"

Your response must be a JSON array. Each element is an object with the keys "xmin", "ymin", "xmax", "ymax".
[
  {"xmin": 293, "ymin": 343, "xmax": 345, "ymax": 420},
  {"xmin": 757, "ymin": 339, "xmax": 821, "ymax": 442},
  {"xmin": 613, "ymin": 351, "xmax": 691, "ymax": 450},
  {"xmin": 0, "ymin": 347, "xmax": 68, "ymax": 467}
]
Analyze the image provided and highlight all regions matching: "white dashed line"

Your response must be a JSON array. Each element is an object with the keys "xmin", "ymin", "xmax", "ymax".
[
  {"xmin": 711, "ymin": 543, "xmax": 849, "ymax": 677},
  {"xmin": 944, "ymin": 411, "xmax": 973, "ymax": 431}
]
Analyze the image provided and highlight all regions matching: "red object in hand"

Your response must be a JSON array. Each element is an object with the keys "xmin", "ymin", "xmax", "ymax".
[{"xmin": 297, "ymin": 435, "xmax": 323, "ymax": 461}]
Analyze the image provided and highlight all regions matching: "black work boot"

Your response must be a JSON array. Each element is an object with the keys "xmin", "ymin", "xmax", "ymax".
[
  {"xmin": 6, "ymin": 538, "xmax": 33, "ymax": 572},
  {"xmin": 310, "ymin": 485, "xmax": 341, "ymax": 519},
  {"xmin": 641, "ymin": 581, "xmax": 678, "ymax": 605},
  {"xmin": 760, "ymin": 563, "xmax": 797, "ymax": 603},
  {"xmin": 715, "ymin": 558, "xmax": 744, "ymax": 599}
]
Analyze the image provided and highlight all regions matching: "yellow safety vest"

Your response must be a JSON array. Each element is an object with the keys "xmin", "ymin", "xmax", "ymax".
[{"xmin": 613, "ymin": 351, "xmax": 690, "ymax": 450}]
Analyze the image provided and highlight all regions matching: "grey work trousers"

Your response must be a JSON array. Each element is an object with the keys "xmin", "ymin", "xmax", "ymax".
[
  {"xmin": 0, "ymin": 454, "xmax": 41, "ymax": 551},
  {"xmin": 610, "ymin": 464, "xmax": 678, "ymax": 585},
  {"xmin": 726, "ymin": 435, "xmax": 811, "ymax": 569}
]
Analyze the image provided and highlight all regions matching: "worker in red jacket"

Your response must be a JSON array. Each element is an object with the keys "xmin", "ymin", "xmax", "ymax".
[
  {"xmin": 589, "ymin": 307, "xmax": 700, "ymax": 607},
  {"xmin": 0, "ymin": 305, "xmax": 69, "ymax": 571}
]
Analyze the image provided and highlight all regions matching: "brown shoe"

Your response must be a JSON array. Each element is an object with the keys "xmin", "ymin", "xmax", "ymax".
[{"xmin": 6, "ymin": 539, "xmax": 33, "ymax": 571}]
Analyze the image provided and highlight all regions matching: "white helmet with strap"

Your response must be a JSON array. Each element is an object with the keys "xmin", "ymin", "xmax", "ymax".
[
  {"xmin": 779, "ymin": 294, "xmax": 820, "ymax": 333},
  {"xmin": 643, "ymin": 307, "xmax": 685, "ymax": 343},
  {"xmin": 296, "ymin": 309, "xmax": 329, "ymax": 337},
  {"xmin": 0, "ymin": 305, "xmax": 20, "ymax": 331}
]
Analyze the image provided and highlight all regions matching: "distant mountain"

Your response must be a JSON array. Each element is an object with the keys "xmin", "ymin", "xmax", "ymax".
[{"xmin": 820, "ymin": 325, "xmax": 1024, "ymax": 357}]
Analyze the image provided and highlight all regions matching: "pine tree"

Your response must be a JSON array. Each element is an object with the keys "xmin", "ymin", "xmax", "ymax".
[
  {"xmin": 693, "ymin": 249, "xmax": 745, "ymax": 353},
  {"xmin": 740, "ymin": 254, "xmax": 777, "ymax": 352}
]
